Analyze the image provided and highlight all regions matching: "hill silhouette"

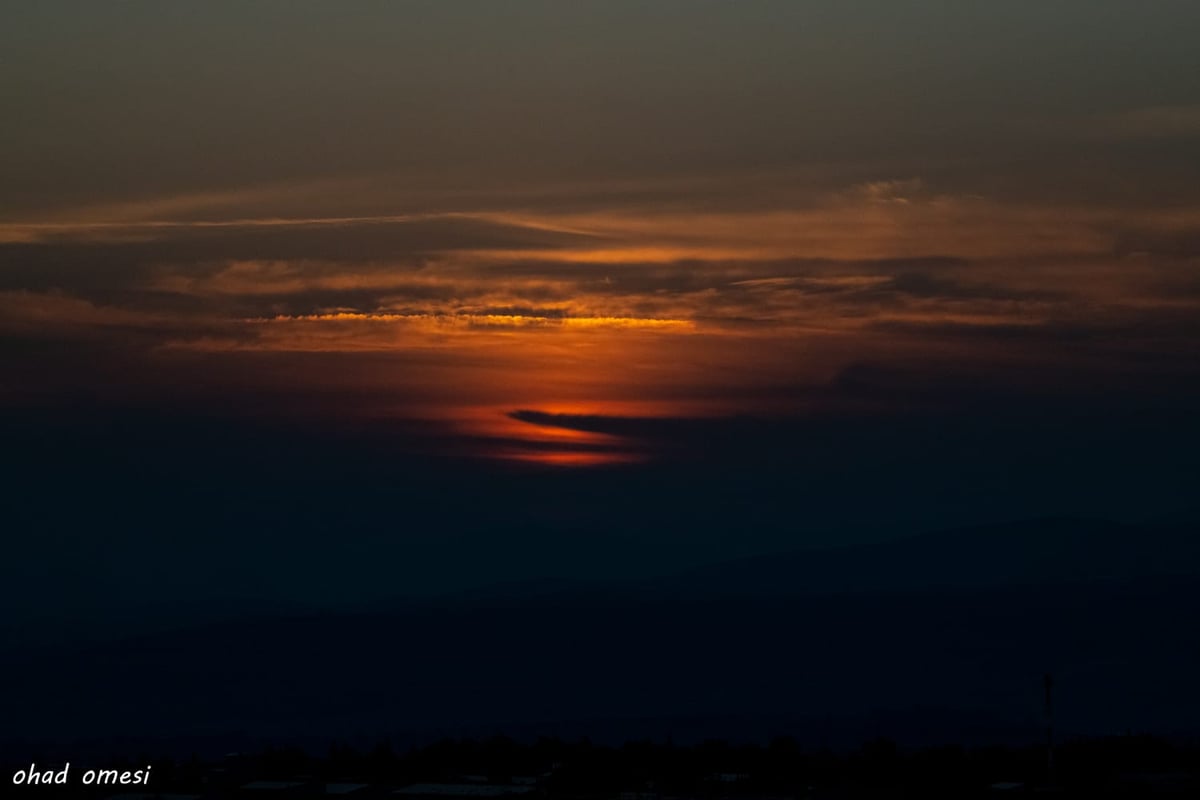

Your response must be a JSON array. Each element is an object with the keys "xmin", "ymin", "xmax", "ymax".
[{"xmin": 3, "ymin": 517, "xmax": 1198, "ymax": 757}]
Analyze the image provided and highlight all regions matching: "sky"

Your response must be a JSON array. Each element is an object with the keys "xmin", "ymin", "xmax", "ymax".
[{"xmin": 3, "ymin": 3, "xmax": 1200, "ymax": 611}]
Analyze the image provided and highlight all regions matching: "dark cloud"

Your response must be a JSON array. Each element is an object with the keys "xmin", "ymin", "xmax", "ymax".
[
  {"xmin": 882, "ymin": 271, "xmax": 1064, "ymax": 301},
  {"xmin": 0, "ymin": 215, "xmax": 598, "ymax": 294},
  {"xmin": 1113, "ymin": 226, "xmax": 1200, "ymax": 259}
]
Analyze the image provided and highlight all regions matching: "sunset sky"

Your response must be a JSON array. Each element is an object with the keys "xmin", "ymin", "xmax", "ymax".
[{"xmin": 4, "ymin": 3, "xmax": 1200, "ymax": 604}]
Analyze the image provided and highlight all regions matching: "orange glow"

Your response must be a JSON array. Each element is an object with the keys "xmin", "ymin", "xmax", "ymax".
[
  {"xmin": 442, "ymin": 402, "xmax": 685, "ymax": 467},
  {"xmin": 498, "ymin": 450, "xmax": 646, "ymax": 467},
  {"xmin": 248, "ymin": 312, "xmax": 695, "ymax": 331},
  {"xmin": 9, "ymin": 183, "xmax": 1199, "ymax": 470}
]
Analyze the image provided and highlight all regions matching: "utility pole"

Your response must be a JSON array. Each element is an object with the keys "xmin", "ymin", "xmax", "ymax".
[{"xmin": 1043, "ymin": 673, "xmax": 1055, "ymax": 785}]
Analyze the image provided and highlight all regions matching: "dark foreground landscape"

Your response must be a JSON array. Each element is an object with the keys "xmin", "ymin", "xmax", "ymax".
[
  {"xmin": 6, "ymin": 732, "xmax": 1200, "ymax": 797},
  {"xmin": 5, "ymin": 516, "xmax": 1200, "ymax": 797}
]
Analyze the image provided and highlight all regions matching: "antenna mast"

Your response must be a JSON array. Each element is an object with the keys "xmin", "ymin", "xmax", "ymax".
[{"xmin": 1043, "ymin": 673, "xmax": 1055, "ymax": 784}]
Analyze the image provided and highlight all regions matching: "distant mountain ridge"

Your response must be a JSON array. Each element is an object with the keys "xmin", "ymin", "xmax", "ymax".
[
  {"xmin": 411, "ymin": 517, "xmax": 1200, "ymax": 609},
  {"xmin": 671, "ymin": 517, "xmax": 1200, "ymax": 595},
  {"xmin": 4, "ymin": 517, "xmax": 1198, "ymax": 755}
]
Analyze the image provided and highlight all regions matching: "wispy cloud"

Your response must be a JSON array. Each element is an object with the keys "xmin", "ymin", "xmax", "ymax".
[{"xmin": 4, "ymin": 176, "xmax": 1200, "ymax": 465}]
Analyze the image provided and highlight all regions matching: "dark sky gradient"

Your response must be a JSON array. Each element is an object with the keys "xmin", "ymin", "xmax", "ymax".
[{"xmin": 5, "ymin": 2, "xmax": 1200, "ymax": 215}]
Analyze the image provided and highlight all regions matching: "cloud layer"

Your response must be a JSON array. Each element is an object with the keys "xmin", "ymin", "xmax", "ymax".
[{"xmin": 3, "ymin": 175, "xmax": 1199, "ymax": 464}]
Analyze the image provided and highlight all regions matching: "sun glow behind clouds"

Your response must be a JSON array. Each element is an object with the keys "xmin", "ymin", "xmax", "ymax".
[
  {"xmin": 445, "ymin": 401, "xmax": 713, "ymax": 467},
  {"xmin": 5, "ymin": 175, "xmax": 1200, "ymax": 466},
  {"xmin": 209, "ymin": 310, "xmax": 722, "ymax": 465}
]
